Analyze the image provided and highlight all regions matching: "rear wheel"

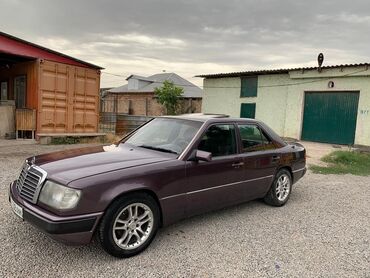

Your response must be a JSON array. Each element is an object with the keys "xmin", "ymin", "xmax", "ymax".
[
  {"xmin": 264, "ymin": 169, "xmax": 292, "ymax": 206},
  {"xmin": 98, "ymin": 193, "xmax": 160, "ymax": 258}
]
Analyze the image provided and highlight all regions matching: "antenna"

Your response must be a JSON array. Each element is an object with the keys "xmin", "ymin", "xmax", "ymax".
[{"xmin": 318, "ymin": 53, "xmax": 324, "ymax": 72}]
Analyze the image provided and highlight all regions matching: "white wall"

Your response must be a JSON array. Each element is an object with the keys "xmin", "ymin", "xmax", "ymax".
[{"xmin": 202, "ymin": 66, "xmax": 370, "ymax": 146}]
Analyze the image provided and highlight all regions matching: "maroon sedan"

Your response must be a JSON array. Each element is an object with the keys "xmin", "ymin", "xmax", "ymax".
[{"xmin": 9, "ymin": 114, "xmax": 306, "ymax": 257}]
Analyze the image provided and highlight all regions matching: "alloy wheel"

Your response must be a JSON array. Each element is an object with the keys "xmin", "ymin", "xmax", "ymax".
[
  {"xmin": 275, "ymin": 174, "xmax": 291, "ymax": 201},
  {"xmin": 112, "ymin": 203, "xmax": 154, "ymax": 250}
]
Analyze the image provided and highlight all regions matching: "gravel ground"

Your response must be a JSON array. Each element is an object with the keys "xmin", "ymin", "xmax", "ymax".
[{"xmin": 0, "ymin": 141, "xmax": 369, "ymax": 277}]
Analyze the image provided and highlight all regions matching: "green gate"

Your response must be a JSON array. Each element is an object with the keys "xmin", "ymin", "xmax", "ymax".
[{"xmin": 301, "ymin": 92, "xmax": 359, "ymax": 145}]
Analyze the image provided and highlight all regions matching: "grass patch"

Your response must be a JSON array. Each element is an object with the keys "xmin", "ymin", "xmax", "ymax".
[{"xmin": 310, "ymin": 150, "xmax": 370, "ymax": 176}]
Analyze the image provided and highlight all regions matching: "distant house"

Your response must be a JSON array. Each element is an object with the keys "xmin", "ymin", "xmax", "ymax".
[
  {"xmin": 198, "ymin": 63, "xmax": 370, "ymax": 146},
  {"xmin": 0, "ymin": 31, "xmax": 102, "ymax": 139},
  {"xmin": 102, "ymin": 73, "xmax": 202, "ymax": 116}
]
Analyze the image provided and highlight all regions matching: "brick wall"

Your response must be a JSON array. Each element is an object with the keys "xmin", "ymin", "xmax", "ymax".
[{"xmin": 102, "ymin": 92, "xmax": 202, "ymax": 116}]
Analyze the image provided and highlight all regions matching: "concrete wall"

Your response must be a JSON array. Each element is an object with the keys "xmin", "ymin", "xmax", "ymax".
[
  {"xmin": 202, "ymin": 66, "xmax": 370, "ymax": 146},
  {"xmin": 0, "ymin": 105, "xmax": 15, "ymax": 138}
]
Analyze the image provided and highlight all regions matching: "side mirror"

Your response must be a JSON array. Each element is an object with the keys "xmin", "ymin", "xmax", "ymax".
[{"xmin": 193, "ymin": 150, "xmax": 212, "ymax": 162}]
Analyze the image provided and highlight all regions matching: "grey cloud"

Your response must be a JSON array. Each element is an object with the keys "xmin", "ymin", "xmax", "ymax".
[{"xmin": 1, "ymin": 0, "xmax": 369, "ymax": 87}]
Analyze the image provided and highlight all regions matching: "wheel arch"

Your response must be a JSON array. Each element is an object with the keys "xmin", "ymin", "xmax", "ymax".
[
  {"xmin": 102, "ymin": 188, "xmax": 164, "ymax": 227},
  {"xmin": 276, "ymin": 165, "xmax": 294, "ymax": 183}
]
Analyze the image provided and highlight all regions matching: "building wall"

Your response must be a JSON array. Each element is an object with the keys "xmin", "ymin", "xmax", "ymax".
[
  {"xmin": 0, "ymin": 105, "xmax": 15, "ymax": 138},
  {"xmin": 202, "ymin": 66, "xmax": 370, "ymax": 146},
  {"xmin": 102, "ymin": 93, "xmax": 202, "ymax": 116}
]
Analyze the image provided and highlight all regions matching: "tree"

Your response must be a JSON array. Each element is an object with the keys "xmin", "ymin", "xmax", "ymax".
[{"xmin": 154, "ymin": 80, "xmax": 184, "ymax": 115}]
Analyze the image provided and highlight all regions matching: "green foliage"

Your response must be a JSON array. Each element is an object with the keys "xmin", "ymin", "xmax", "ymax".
[
  {"xmin": 310, "ymin": 150, "xmax": 370, "ymax": 176},
  {"xmin": 154, "ymin": 80, "xmax": 184, "ymax": 115}
]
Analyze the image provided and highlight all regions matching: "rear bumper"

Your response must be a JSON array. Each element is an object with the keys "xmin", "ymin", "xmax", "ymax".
[{"xmin": 9, "ymin": 181, "xmax": 103, "ymax": 245}]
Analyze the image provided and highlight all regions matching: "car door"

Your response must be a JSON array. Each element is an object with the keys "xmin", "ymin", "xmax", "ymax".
[
  {"xmin": 236, "ymin": 123, "xmax": 280, "ymax": 200},
  {"xmin": 184, "ymin": 123, "xmax": 246, "ymax": 217}
]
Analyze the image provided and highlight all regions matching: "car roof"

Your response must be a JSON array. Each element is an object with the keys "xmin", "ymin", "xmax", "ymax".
[
  {"xmin": 159, "ymin": 113, "xmax": 287, "ymax": 148},
  {"xmin": 161, "ymin": 113, "xmax": 260, "ymax": 124}
]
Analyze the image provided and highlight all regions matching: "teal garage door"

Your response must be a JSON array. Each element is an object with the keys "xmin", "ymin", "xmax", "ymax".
[{"xmin": 301, "ymin": 91, "xmax": 359, "ymax": 145}]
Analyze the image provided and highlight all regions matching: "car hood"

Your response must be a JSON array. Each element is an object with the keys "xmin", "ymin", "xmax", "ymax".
[{"xmin": 31, "ymin": 144, "xmax": 175, "ymax": 184}]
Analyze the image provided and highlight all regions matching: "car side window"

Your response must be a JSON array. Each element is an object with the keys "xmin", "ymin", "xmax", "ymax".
[
  {"xmin": 198, "ymin": 124, "xmax": 237, "ymax": 157},
  {"xmin": 261, "ymin": 129, "xmax": 276, "ymax": 150},
  {"xmin": 238, "ymin": 124, "xmax": 266, "ymax": 152}
]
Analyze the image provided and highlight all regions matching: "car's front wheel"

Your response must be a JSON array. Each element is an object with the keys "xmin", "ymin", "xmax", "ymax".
[
  {"xmin": 98, "ymin": 193, "xmax": 160, "ymax": 258},
  {"xmin": 264, "ymin": 169, "xmax": 292, "ymax": 206}
]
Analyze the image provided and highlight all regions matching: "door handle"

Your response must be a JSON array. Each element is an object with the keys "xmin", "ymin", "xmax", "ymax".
[
  {"xmin": 232, "ymin": 162, "xmax": 244, "ymax": 168},
  {"xmin": 272, "ymin": 155, "xmax": 280, "ymax": 162}
]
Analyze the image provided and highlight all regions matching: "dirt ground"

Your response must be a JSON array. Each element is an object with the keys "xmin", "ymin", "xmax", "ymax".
[
  {"xmin": 0, "ymin": 140, "xmax": 369, "ymax": 277},
  {"xmin": 299, "ymin": 141, "xmax": 351, "ymax": 166}
]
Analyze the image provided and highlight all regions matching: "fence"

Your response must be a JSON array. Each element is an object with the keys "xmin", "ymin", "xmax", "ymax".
[
  {"xmin": 99, "ymin": 93, "xmax": 202, "ymax": 135},
  {"xmin": 116, "ymin": 115, "xmax": 153, "ymax": 135}
]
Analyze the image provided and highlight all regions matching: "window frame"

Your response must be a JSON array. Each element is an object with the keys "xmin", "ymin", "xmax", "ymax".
[
  {"xmin": 240, "ymin": 103, "xmax": 256, "ymax": 119},
  {"xmin": 14, "ymin": 75, "xmax": 27, "ymax": 109},
  {"xmin": 195, "ymin": 122, "xmax": 240, "ymax": 159},
  {"xmin": 236, "ymin": 123, "xmax": 277, "ymax": 153},
  {"xmin": 240, "ymin": 76, "xmax": 258, "ymax": 98},
  {"xmin": 0, "ymin": 80, "xmax": 8, "ymax": 101}
]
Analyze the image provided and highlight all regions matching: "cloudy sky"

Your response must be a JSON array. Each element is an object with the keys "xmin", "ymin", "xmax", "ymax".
[{"xmin": 1, "ymin": 0, "xmax": 369, "ymax": 87}]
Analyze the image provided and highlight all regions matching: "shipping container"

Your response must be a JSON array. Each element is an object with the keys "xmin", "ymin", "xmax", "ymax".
[
  {"xmin": 37, "ymin": 60, "xmax": 100, "ymax": 134},
  {"xmin": 0, "ymin": 32, "xmax": 102, "ymax": 139}
]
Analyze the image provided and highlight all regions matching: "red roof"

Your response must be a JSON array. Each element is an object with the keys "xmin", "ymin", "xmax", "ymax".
[{"xmin": 0, "ymin": 32, "xmax": 103, "ymax": 69}]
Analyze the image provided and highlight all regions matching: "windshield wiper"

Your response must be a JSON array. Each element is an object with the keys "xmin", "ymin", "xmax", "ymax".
[{"xmin": 138, "ymin": 145, "xmax": 178, "ymax": 155}]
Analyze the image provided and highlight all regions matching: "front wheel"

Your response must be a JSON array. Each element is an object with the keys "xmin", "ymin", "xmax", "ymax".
[
  {"xmin": 98, "ymin": 193, "xmax": 160, "ymax": 258},
  {"xmin": 264, "ymin": 169, "xmax": 292, "ymax": 206}
]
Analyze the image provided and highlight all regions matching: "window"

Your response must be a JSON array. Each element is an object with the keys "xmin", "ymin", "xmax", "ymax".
[
  {"xmin": 240, "ymin": 76, "xmax": 257, "ymax": 97},
  {"xmin": 0, "ymin": 81, "xmax": 8, "ymax": 101},
  {"xmin": 198, "ymin": 124, "xmax": 237, "ymax": 157},
  {"xmin": 261, "ymin": 129, "xmax": 276, "ymax": 150},
  {"xmin": 125, "ymin": 118, "xmax": 202, "ymax": 154},
  {"xmin": 238, "ymin": 124, "xmax": 275, "ymax": 152},
  {"xmin": 240, "ymin": 103, "xmax": 256, "ymax": 119},
  {"xmin": 14, "ymin": 75, "xmax": 26, "ymax": 108}
]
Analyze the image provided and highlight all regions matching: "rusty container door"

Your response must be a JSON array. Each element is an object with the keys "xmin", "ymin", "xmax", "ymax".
[{"xmin": 38, "ymin": 60, "xmax": 100, "ymax": 134}]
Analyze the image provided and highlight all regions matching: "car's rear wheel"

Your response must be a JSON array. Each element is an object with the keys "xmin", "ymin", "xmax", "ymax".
[
  {"xmin": 98, "ymin": 193, "xmax": 160, "ymax": 258},
  {"xmin": 264, "ymin": 169, "xmax": 292, "ymax": 206}
]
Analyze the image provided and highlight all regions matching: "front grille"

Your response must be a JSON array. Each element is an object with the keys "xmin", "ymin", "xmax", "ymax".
[{"xmin": 16, "ymin": 163, "xmax": 46, "ymax": 203}]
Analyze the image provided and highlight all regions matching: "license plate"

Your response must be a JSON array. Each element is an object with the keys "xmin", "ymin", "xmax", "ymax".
[{"xmin": 10, "ymin": 197, "xmax": 23, "ymax": 219}]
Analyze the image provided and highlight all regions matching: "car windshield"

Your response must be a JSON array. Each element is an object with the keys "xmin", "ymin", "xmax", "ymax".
[{"xmin": 125, "ymin": 118, "xmax": 202, "ymax": 155}]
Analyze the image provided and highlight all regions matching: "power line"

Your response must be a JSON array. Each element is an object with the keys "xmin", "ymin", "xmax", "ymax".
[{"xmin": 101, "ymin": 71, "xmax": 126, "ymax": 77}]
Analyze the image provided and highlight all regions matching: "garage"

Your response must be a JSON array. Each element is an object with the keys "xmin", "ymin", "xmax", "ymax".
[{"xmin": 301, "ymin": 91, "xmax": 360, "ymax": 145}]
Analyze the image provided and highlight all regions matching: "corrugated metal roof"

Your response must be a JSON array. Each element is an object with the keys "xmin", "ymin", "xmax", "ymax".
[
  {"xmin": 125, "ymin": 74, "xmax": 154, "ymax": 81},
  {"xmin": 0, "ymin": 31, "xmax": 103, "ymax": 69},
  {"xmin": 108, "ymin": 72, "xmax": 203, "ymax": 98},
  {"xmin": 196, "ymin": 63, "xmax": 370, "ymax": 78}
]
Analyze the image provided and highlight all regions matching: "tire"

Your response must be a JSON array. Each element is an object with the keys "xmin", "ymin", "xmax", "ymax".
[
  {"xmin": 264, "ymin": 169, "xmax": 292, "ymax": 207},
  {"xmin": 98, "ymin": 192, "xmax": 160, "ymax": 258}
]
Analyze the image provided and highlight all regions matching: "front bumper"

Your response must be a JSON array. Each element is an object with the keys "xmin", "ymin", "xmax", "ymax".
[{"xmin": 9, "ymin": 181, "xmax": 104, "ymax": 245}]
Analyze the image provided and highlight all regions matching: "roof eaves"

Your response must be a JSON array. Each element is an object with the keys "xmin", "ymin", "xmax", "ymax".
[
  {"xmin": 196, "ymin": 63, "xmax": 370, "ymax": 78},
  {"xmin": 0, "ymin": 31, "xmax": 104, "ymax": 70}
]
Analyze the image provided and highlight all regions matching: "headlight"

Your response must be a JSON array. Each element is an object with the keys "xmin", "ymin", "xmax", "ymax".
[{"xmin": 39, "ymin": 181, "xmax": 81, "ymax": 210}]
